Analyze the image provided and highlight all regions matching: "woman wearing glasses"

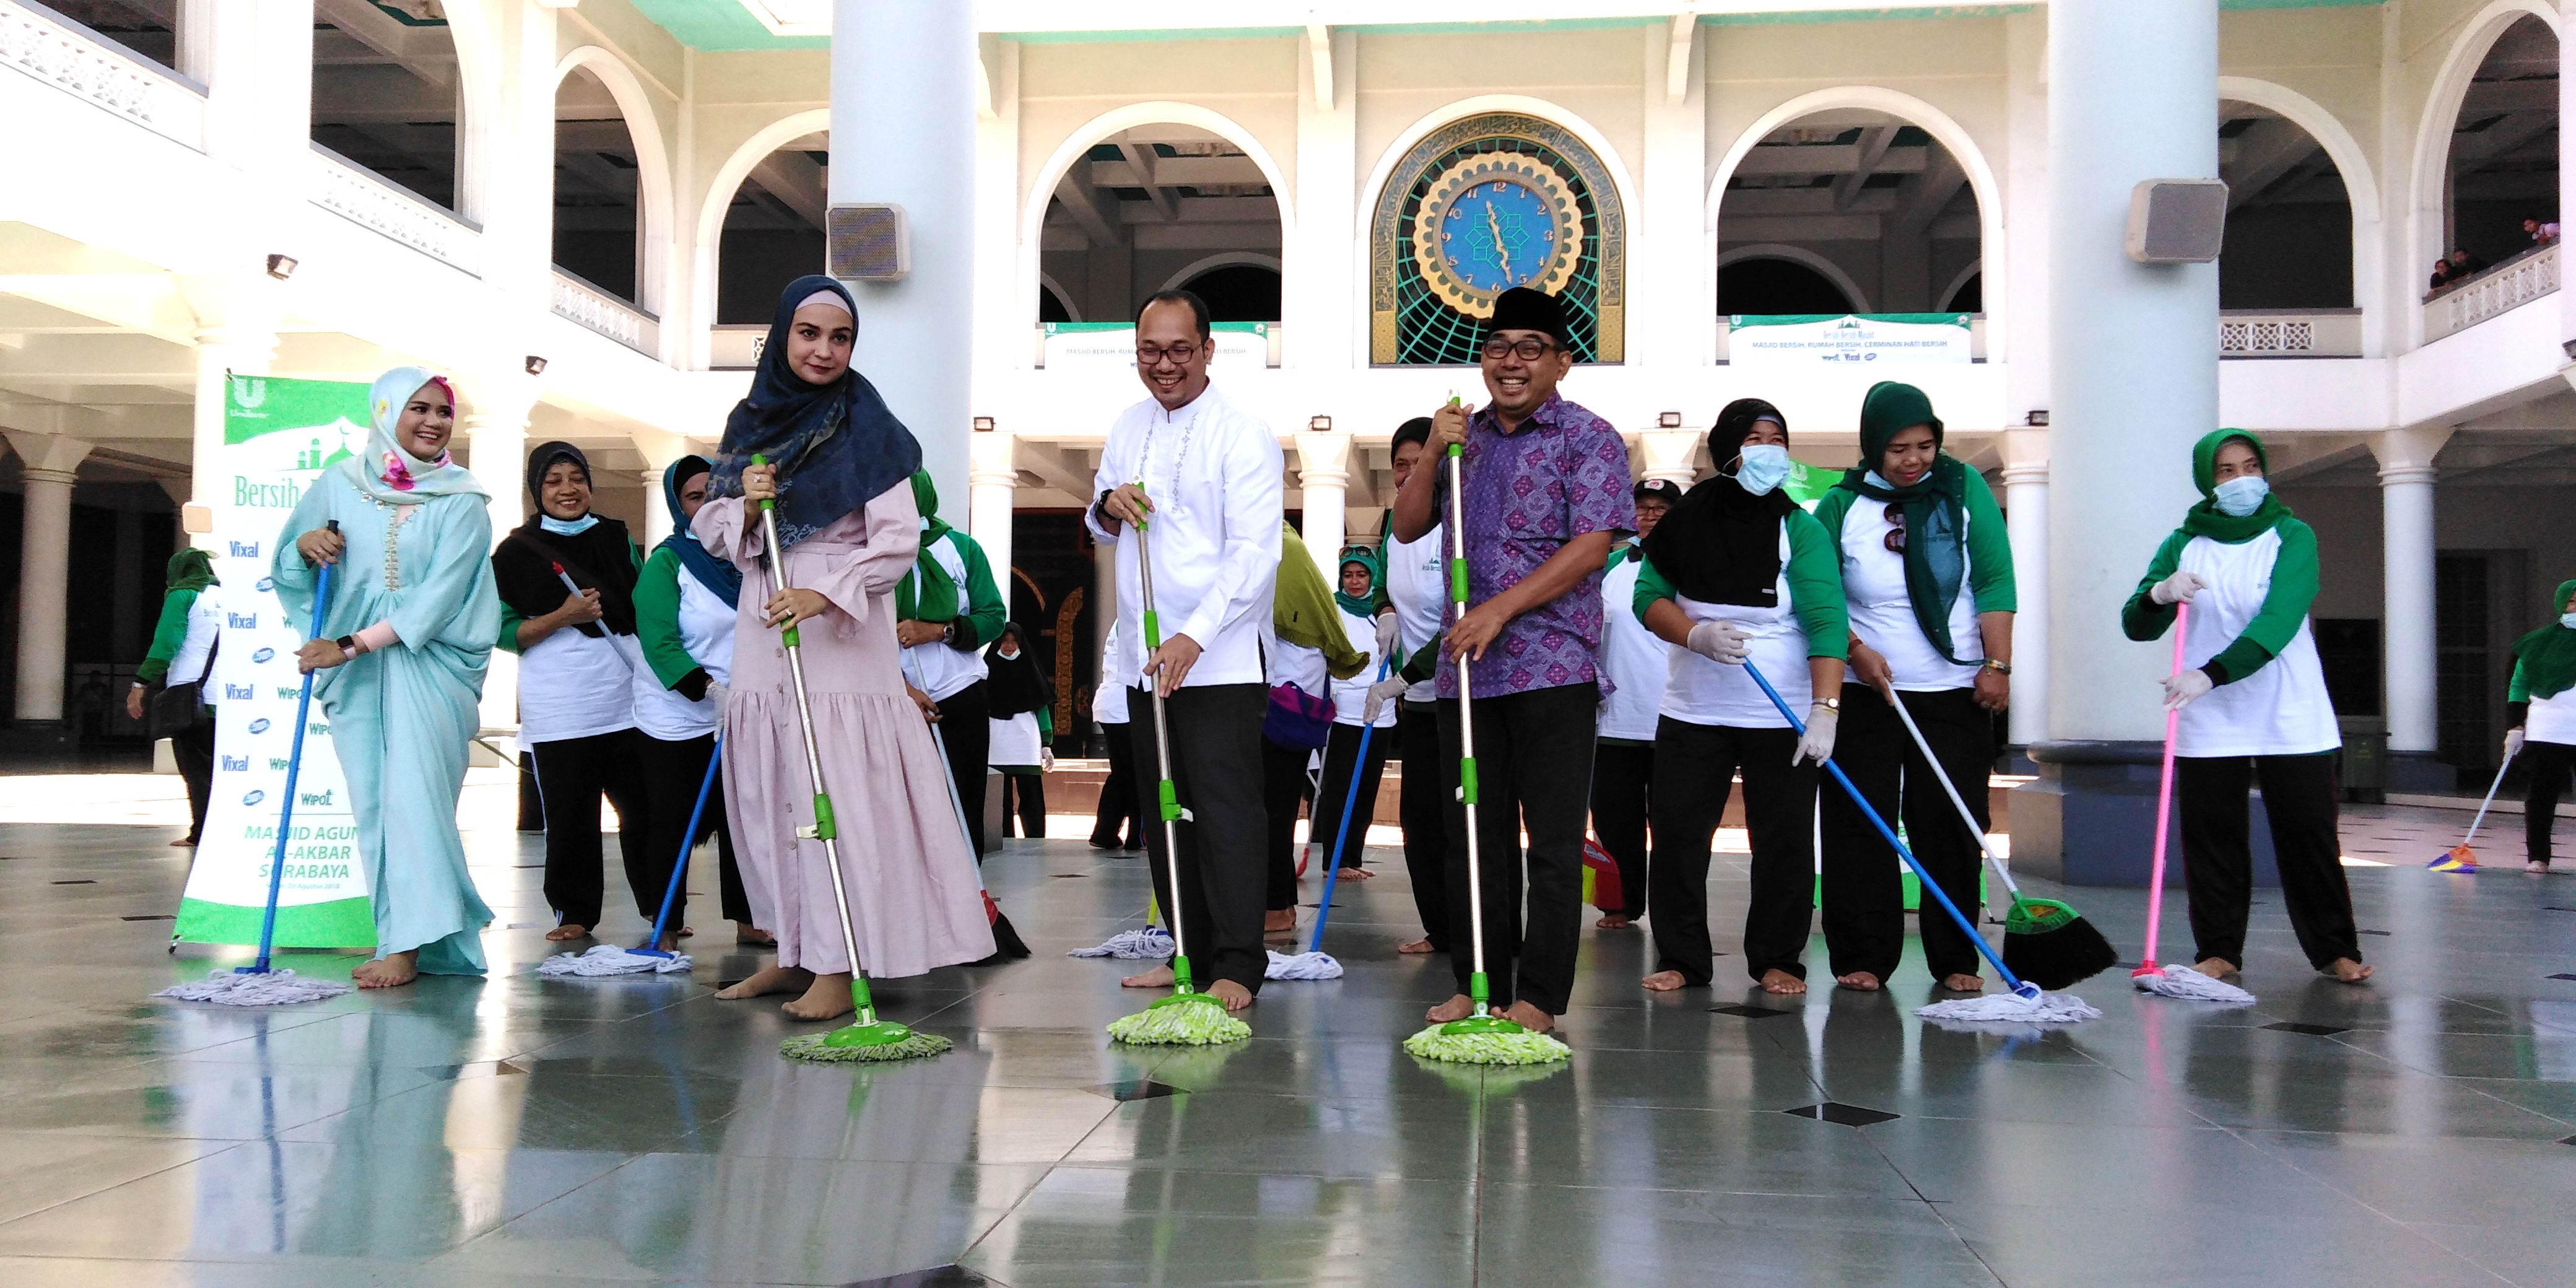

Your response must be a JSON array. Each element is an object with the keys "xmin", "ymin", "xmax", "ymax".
[{"xmin": 1808, "ymin": 381, "xmax": 2016, "ymax": 994}]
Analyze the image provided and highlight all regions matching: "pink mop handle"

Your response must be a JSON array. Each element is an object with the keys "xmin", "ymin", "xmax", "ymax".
[{"xmin": 2139, "ymin": 601, "xmax": 2189, "ymax": 972}]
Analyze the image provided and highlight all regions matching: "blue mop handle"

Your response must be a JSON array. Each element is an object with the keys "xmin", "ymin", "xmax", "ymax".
[
  {"xmin": 251, "ymin": 523, "xmax": 337, "ymax": 974},
  {"xmin": 1739, "ymin": 660, "xmax": 2033, "ymax": 997},
  {"xmin": 640, "ymin": 734, "xmax": 722, "ymax": 954},
  {"xmin": 1307, "ymin": 654, "xmax": 1394, "ymax": 954}
]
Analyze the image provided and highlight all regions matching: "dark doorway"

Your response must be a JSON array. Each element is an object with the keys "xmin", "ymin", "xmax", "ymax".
[{"xmin": 1720, "ymin": 258, "xmax": 1857, "ymax": 316}]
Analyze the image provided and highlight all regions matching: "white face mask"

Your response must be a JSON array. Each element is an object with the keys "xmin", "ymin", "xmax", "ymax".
[
  {"xmin": 2561, "ymin": 612, "xmax": 2576, "ymax": 631},
  {"xmin": 2211, "ymin": 475, "xmax": 2270, "ymax": 518},
  {"xmin": 1734, "ymin": 444, "xmax": 1791, "ymax": 497}
]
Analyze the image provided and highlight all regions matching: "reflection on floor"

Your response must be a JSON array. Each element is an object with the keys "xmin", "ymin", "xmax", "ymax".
[{"xmin": 0, "ymin": 803, "xmax": 2571, "ymax": 1286}]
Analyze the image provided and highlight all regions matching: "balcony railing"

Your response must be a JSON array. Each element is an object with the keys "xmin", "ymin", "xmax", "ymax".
[
  {"xmin": 710, "ymin": 324, "xmax": 767, "ymax": 371},
  {"xmin": 2424, "ymin": 243, "xmax": 2558, "ymax": 342},
  {"xmin": 2, "ymin": 0, "xmax": 205, "ymax": 148},
  {"xmin": 2219, "ymin": 308, "xmax": 2361, "ymax": 359},
  {"xmin": 311, "ymin": 145, "xmax": 480, "ymax": 276},
  {"xmin": 551, "ymin": 271, "xmax": 658, "ymax": 356}
]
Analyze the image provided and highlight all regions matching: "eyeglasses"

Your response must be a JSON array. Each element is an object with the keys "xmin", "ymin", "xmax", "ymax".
[
  {"xmin": 1136, "ymin": 343, "xmax": 1201, "ymax": 365},
  {"xmin": 1480, "ymin": 337, "xmax": 1558, "ymax": 362},
  {"xmin": 1883, "ymin": 507, "xmax": 1906, "ymax": 554}
]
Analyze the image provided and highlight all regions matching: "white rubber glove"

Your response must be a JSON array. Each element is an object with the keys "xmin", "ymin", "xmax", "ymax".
[
  {"xmin": 2150, "ymin": 570, "xmax": 2208, "ymax": 606},
  {"xmin": 1362, "ymin": 675, "xmax": 1409, "ymax": 723},
  {"xmin": 1795, "ymin": 708, "xmax": 1837, "ymax": 766},
  {"xmin": 1686, "ymin": 620, "xmax": 1751, "ymax": 664},
  {"xmin": 2505, "ymin": 726, "xmax": 2526, "ymax": 759},
  {"xmin": 1375, "ymin": 612, "xmax": 1400, "ymax": 659},
  {"xmin": 705, "ymin": 680, "xmax": 730, "ymax": 709},
  {"xmin": 1040, "ymin": 748, "xmax": 1056, "ymax": 772},
  {"xmin": 2163, "ymin": 668, "xmax": 2214, "ymax": 710}
]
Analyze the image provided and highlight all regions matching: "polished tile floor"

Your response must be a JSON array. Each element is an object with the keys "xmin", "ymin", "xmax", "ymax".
[{"xmin": 1, "ymin": 803, "xmax": 2574, "ymax": 1286}]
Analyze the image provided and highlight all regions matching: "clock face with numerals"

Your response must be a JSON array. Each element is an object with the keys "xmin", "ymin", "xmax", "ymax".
[{"xmin": 1409, "ymin": 157, "xmax": 1582, "ymax": 317}]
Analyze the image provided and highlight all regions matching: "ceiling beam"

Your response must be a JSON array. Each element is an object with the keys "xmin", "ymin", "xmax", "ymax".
[
  {"xmin": 1894, "ymin": 147, "xmax": 1967, "ymax": 238},
  {"xmin": 1012, "ymin": 440, "xmax": 1097, "ymax": 500},
  {"xmin": 1832, "ymin": 126, "xmax": 1898, "ymax": 213},
  {"xmin": 1051, "ymin": 174, "xmax": 1120, "ymax": 248},
  {"xmin": 1307, "ymin": 23, "xmax": 1333, "ymax": 107},
  {"xmin": 1664, "ymin": 12, "xmax": 1694, "ymax": 105},
  {"xmin": 1118, "ymin": 142, "xmax": 1179, "ymax": 222},
  {"xmin": 2222, "ymin": 118, "xmax": 2320, "ymax": 209},
  {"xmin": 749, "ymin": 149, "xmax": 829, "ymax": 231}
]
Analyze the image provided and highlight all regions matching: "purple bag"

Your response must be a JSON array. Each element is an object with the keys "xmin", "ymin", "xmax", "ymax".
[{"xmin": 1263, "ymin": 683, "xmax": 1335, "ymax": 751}]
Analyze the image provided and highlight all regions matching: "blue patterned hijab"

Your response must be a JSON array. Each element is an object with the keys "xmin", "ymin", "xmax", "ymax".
[
  {"xmin": 659, "ymin": 455, "xmax": 741, "ymax": 608},
  {"xmin": 706, "ymin": 276, "xmax": 922, "ymax": 549}
]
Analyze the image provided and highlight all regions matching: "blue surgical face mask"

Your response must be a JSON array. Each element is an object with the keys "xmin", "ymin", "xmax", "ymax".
[
  {"xmin": 2561, "ymin": 612, "xmax": 2576, "ymax": 631},
  {"xmin": 539, "ymin": 513, "xmax": 599, "ymax": 536},
  {"xmin": 2211, "ymin": 475, "xmax": 2269, "ymax": 518},
  {"xmin": 1734, "ymin": 444, "xmax": 1791, "ymax": 497}
]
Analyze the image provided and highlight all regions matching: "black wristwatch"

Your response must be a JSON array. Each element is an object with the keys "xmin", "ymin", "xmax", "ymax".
[{"xmin": 336, "ymin": 634, "xmax": 360, "ymax": 659}]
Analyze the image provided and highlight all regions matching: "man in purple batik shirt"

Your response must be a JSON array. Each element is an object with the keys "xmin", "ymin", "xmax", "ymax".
[{"xmin": 1390, "ymin": 286, "xmax": 1635, "ymax": 1036}]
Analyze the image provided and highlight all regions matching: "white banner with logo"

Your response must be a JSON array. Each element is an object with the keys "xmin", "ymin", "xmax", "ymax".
[
  {"xmin": 170, "ymin": 375, "xmax": 376, "ymax": 949},
  {"xmin": 1728, "ymin": 313, "xmax": 1974, "ymax": 367},
  {"xmin": 1040, "ymin": 321, "xmax": 1270, "ymax": 372}
]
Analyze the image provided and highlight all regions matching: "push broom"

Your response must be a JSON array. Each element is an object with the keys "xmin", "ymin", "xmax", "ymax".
[
  {"xmin": 1875, "ymin": 680, "xmax": 2117, "ymax": 988},
  {"xmin": 1105, "ymin": 504, "xmax": 1251, "ymax": 1046},
  {"xmin": 2132, "ymin": 602, "xmax": 2257, "ymax": 1004},
  {"xmin": 1743, "ymin": 660, "xmax": 2099, "ymax": 1025},
  {"xmin": 1404, "ymin": 433, "xmax": 1572, "ymax": 1064},
  {"xmin": 159, "ymin": 523, "xmax": 354, "ymax": 1006},
  {"xmin": 2429, "ymin": 749, "xmax": 2514, "ymax": 873},
  {"xmin": 751, "ymin": 456, "xmax": 949, "ymax": 1063},
  {"xmin": 537, "ymin": 737, "xmax": 719, "ymax": 977},
  {"xmin": 1268, "ymin": 655, "xmax": 1395, "ymax": 981}
]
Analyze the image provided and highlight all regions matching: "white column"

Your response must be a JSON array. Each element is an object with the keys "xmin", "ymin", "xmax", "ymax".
[
  {"xmin": 1635, "ymin": 17, "xmax": 1708, "ymax": 370},
  {"xmin": 2374, "ymin": 425, "xmax": 2452, "ymax": 754},
  {"xmin": 2045, "ymin": 3, "xmax": 2219, "ymax": 744},
  {"xmin": 1294, "ymin": 432, "xmax": 1352, "ymax": 573},
  {"xmin": 2001, "ymin": 10, "xmax": 2050, "ymax": 398},
  {"xmin": 640, "ymin": 467, "xmax": 671, "ymax": 547},
  {"xmin": 1092, "ymin": 533, "xmax": 1118, "ymax": 689},
  {"xmin": 1288, "ymin": 26, "xmax": 1356, "ymax": 367},
  {"xmin": 834, "ymin": 0, "xmax": 975, "ymax": 506},
  {"xmin": 1636, "ymin": 429, "xmax": 1702, "ymax": 488},
  {"xmin": 5, "ymin": 433, "xmax": 93, "ymax": 724},
  {"xmin": 463, "ymin": 375, "xmax": 539, "ymax": 734},
  {"xmin": 2000, "ymin": 430, "xmax": 2050, "ymax": 748},
  {"xmin": 972, "ymin": 35, "xmax": 1024, "ymax": 380},
  {"xmin": 966, "ymin": 431, "xmax": 1019, "ymax": 603},
  {"xmin": 2559, "ymin": 0, "xmax": 2576, "ymax": 348}
]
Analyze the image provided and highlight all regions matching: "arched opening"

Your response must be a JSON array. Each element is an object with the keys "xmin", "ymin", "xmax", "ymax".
[
  {"xmin": 2218, "ymin": 100, "xmax": 2355, "ymax": 308},
  {"xmin": 1942, "ymin": 269, "xmax": 1982, "ymax": 313},
  {"xmin": 1176, "ymin": 264, "xmax": 1282, "ymax": 323},
  {"xmin": 713, "ymin": 131, "xmax": 827, "ymax": 324},
  {"xmin": 552, "ymin": 65, "xmax": 645, "ymax": 307},
  {"xmin": 1038, "ymin": 281, "xmax": 1077, "ymax": 324},
  {"xmin": 54, "ymin": 0, "xmax": 181, "ymax": 71},
  {"xmin": 1038, "ymin": 126, "xmax": 1282, "ymax": 326},
  {"xmin": 1718, "ymin": 257, "xmax": 1857, "ymax": 315},
  {"xmin": 310, "ymin": 0, "xmax": 463, "ymax": 214},
  {"xmin": 1716, "ymin": 110, "xmax": 1980, "ymax": 316},
  {"xmin": 2438, "ymin": 13, "xmax": 2560, "ymax": 287}
]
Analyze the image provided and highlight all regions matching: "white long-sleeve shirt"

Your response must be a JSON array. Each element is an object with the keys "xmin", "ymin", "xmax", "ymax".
[{"xmin": 1084, "ymin": 382, "xmax": 1284, "ymax": 690}]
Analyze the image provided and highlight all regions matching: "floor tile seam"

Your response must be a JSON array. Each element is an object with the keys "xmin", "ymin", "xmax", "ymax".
[
  {"xmin": 1853, "ymin": 1126, "xmax": 2011, "ymax": 1287},
  {"xmin": 2450, "ymin": 1081, "xmax": 2576, "ymax": 1129},
  {"xmin": 0, "ymin": 1137, "xmax": 259, "ymax": 1233},
  {"xmin": 2214, "ymin": 1123, "xmax": 2526, "ymax": 1284}
]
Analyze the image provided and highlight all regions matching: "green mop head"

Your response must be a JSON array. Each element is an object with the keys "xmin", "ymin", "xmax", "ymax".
[
  {"xmin": 1106, "ymin": 992, "xmax": 1251, "ymax": 1046},
  {"xmin": 1999, "ymin": 897, "xmax": 2119, "ymax": 990},
  {"xmin": 780, "ymin": 1018, "xmax": 952, "ymax": 1063},
  {"xmin": 1402, "ymin": 1014, "xmax": 1570, "ymax": 1066}
]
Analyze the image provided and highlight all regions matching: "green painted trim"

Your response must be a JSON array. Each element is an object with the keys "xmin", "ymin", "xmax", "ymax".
[
  {"xmin": 1003, "ymin": 26, "xmax": 1305, "ymax": 45},
  {"xmin": 629, "ymin": 0, "xmax": 826, "ymax": 51},
  {"xmin": 173, "ymin": 895, "xmax": 377, "ymax": 949},
  {"xmin": 1703, "ymin": 5, "xmax": 2031, "ymax": 25},
  {"xmin": 1346, "ymin": 17, "xmax": 1663, "ymax": 36}
]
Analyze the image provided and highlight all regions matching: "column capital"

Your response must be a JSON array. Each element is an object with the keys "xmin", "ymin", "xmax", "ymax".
[
  {"xmin": 1999, "ymin": 428, "xmax": 2051, "ymax": 472},
  {"xmin": 2369, "ymin": 424, "xmax": 2453, "ymax": 478},
  {"xmin": 1635, "ymin": 429, "xmax": 1702, "ymax": 485},
  {"xmin": 1293, "ymin": 431, "xmax": 1354, "ymax": 486},
  {"xmin": 3, "ymin": 431, "xmax": 95, "ymax": 477},
  {"xmin": 967, "ymin": 431, "xmax": 1020, "ymax": 488}
]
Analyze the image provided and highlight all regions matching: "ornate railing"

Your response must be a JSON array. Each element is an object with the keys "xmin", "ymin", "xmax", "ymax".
[
  {"xmin": 1, "ymin": 0, "xmax": 205, "ymax": 148},
  {"xmin": 710, "ymin": 324, "xmax": 767, "ymax": 370},
  {"xmin": 2424, "ymin": 243, "xmax": 2558, "ymax": 342},
  {"xmin": 2219, "ymin": 309, "xmax": 2361, "ymax": 358},
  {"xmin": 311, "ymin": 145, "xmax": 480, "ymax": 275},
  {"xmin": 552, "ymin": 271, "xmax": 658, "ymax": 356}
]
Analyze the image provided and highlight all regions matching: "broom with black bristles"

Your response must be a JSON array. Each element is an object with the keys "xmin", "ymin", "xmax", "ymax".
[{"xmin": 1875, "ymin": 679, "xmax": 2118, "ymax": 990}]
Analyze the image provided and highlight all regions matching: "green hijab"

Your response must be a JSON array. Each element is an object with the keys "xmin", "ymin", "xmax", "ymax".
[
  {"xmin": 2512, "ymin": 579, "xmax": 2576, "ymax": 700},
  {"xmin": 2180, "ymin": 428, "xmax": 2295, "ymax": 542},
  {"xmin": 896, "ymin": 469, "xmax": 961, "ymax": 624},
  {"xmin": 1334, "ymin": 546, "xmax": 1381, "ymax": 619},
  {"xmin": 165, "ymin": 547, "xmax": 217, "ymax": 593},
  {"xmin": 1834, "ymin": 380, "xmax": 1975, "ymax": 665}
]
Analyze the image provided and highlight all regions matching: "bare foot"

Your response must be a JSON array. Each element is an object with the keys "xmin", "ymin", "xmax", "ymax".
[
  {"xmin": 2193, "ymin": 957, "xmax": 2240, "ymax": 980},
  {"xmin": 714, "ymin": 964, "xmax": 808, "ymax": 1000},
  {"xmin": 353, "ymin": 951, "xmax": 418, "ymax": 989},
  {"xmin": 1596, "ymin": 913, "xmax": 1632, "ymax": 929},
  {"xmin": 545, "ymin": 923, "xmax": 590, "ymax": 942},
  {"xmin": 1120, "ymin": 964, "xmax": 1176, "ymax": 990},
  {"xmin": 2322, "ymin": 957, "xmax": 2374, "ymax": 984},
  {"xmin": 1835, "ymin": 971, "xmax": 1882, "ymax": 993},
  {"xmin": 1396, "ymin": 938, "xmax": 1435, "ymax": 955},
  {"xmin": 1207, "ymin": 978, "xmax": 1255, "ymax": 1012},
  {"xmin": 655, "ymin": 929, "xmax": 680, "ymax": 953},
  {"xmin": 1425, "ymin": 993, "xmax": 1474, "ymax": 1023},
  {"xmin": 1263, "ymin": 909, "xmax": 1296, "ymax": 934},
  {"xmin": 783, "ymin": 970, "xmax": 855, "ymax": 1020},
  {"xmin": 170, "ymin": 837, "xmax": 195, "ymax": 848},
  {"xmin": 1499, "ymin": 1000, "xmax": 1555, "ymax": 1034},
  {"xmin": 677, "ymin": 926, "xmax": 694, "ymax": 939},
  {"xmin": 736, "ymin": 925, "xmax": 775, "ymax": 946},
  {"xmin": 1640, "ymin": 970, "xmax": 1686, "ymax": 992},
  {"xmin": 1338, "ymin": 866, "xmax": 1374, "ymax": 881},
  {"xmin": 1940, "ymin": 973, "xmax": 1985, "ymax": 993},
  {"xmin": 2530, "ymin": 861, "xmax": 2552, "ymax": 875},
  {"xmin": 1760, "ymin": 968, "xmax": 1807, "ymax": 995}
]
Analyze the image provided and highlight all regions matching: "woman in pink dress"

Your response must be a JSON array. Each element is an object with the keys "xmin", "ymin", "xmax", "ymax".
[{"xmin": 699, "ymin": 275, "xmax": 992, "ymax": 1020}]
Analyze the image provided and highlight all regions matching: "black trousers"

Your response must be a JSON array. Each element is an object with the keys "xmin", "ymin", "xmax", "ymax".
[
  {"xmin": 1590, "ymin": 742, "xmax": 1653, "ymax": 919},
  {"xmin": 2524, "ymin": 739, "xmax": 2576, "ymax": 864},
  {"xmin": 1820, "ymin": 685, "xmax": 1989, "ymax": 983},
  {"xmin": 529, "ymin": 728, "xmax": 653, "ymax": 929},
  {"xmin": 2178, "ymin": 752, "xmax": 2360, "ymax": 970},
  {"xmin": 1262, "ymin": 738, "xmax": 1313, "ymax": 910},
  {"xmin": 173, "ymin": 719, "xmax": 215, "ymax": 845},
  {"xmin": 1650, "ymin": 719, "xmax": 1817, "ymax": 985},
  {"xmin": 1398, "ymin": 702, "xmax": 1453, "ymax": 952},
  {"xmin": 1093, "ymin": 720, "xmax": 1143, "ymax": 847},
  {"xmin": 635, "ymin": 731, "xmax": 744, "ymax": 928},
  {"xmin": 1129, "ymin": 684, "xmax": 1269, "ymax": 993},
  {"xmin": 999, "ymin": 772, "xmax": 1046, "ymax": 838},
  {"xmin": 934, "ymin": 682, "xmax": 991, "ymax": 857},
  {"xmin": 1435, "ymin": 682, "xmax": 1598, "ymax": 1015},
  {"xmin": 1312, "ymin": 721, "xmax": 1392, "ymax": 870}
]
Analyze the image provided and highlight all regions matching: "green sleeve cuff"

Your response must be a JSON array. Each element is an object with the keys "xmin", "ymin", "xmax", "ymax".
[
  {"xmin": 2121, "ymin": 529, "xmax": 2190, "ymax": 642},
  {"xmin": 497, "ymin": 604, "xmax": 526, "ymax": 655},
  {"xmin": 139, "ymin": 588, "xmax": 197, "ymax": 682},
  {"xmin": 630, "ymin": 550, "xmax": 701, "ymax": 689},
  {"xmin": 1632, "ymin": 559, "xmax": 1675, "ymax": 626},
  {"xmin": 958, "ymin": 534, "xmax": 1007, "ymax": 650},
  {"xmin": 2206, "ymin": 639, "xmax": 2274, "ymax": 686},
  {"xmin": 2510, "ymin": 658, "xmax": 2531, "ymax": 703}
]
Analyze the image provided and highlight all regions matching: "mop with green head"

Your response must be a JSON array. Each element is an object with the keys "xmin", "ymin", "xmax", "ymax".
[
  {"xmin": 1403, "ymin": 427, "xmax": 1571, "ymax": 1067},
  {"xmin": 1105, "ymin": 501, "xmax": 1251, "ymax": 1047},
  {"xmin": 750, "ymin": 455, "xmax": 951, "ymax": 1064}
]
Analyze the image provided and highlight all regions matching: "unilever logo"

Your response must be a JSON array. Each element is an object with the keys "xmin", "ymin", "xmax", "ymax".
[
  {"xmin": 256, "ymin": 577, "xmax": 275, "ymax": 592},
  {"xmin": 251, "ymin": 647, "xmax": 275, "ymax": 664},
  {"xmin": 241, "ymin": 789, "xmax": 266, "ymax": 807},
  {"xmin": 247, "ymin": 718, "xmax": 271, "ymax": 734}
]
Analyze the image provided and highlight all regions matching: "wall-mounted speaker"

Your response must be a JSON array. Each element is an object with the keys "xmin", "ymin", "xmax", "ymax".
[
  {"xmin": 2125, "ymin": 179, "xmax": 2229, "ymax": 264},
  {"xmin": 827, "ymin": 204, "xmax": 910, "ymax": 281}
]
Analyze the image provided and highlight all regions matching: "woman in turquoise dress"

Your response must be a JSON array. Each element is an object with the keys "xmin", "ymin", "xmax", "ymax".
[{"xmin": 271, "ymin": 366, "xmax": 503, "ymax": 988}]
